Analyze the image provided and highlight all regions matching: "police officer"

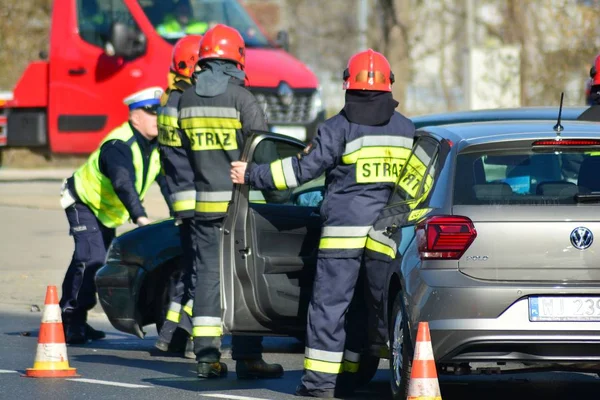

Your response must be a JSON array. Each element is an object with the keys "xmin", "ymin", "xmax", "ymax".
[
  {"xmin": 154, "ymin": 34, "xmax": 203, "ymax": 359},
  {"xmin": 177, "ymin": 24, "xmax": 284, "ymax": 380},
  {"xmin": 59, "ymin": 87, "xmax": 171, "ymax": 345},
  {"xmin": 231, "ymin": 49, "xmax": 415, "ymax": 397}
]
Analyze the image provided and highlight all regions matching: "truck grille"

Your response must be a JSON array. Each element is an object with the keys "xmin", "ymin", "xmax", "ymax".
[{"xmin": 251, "ymin": 88, "xmax": 316, "ymax": 124}]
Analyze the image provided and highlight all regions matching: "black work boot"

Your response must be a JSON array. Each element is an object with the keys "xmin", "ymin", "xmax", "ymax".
[
  {"xmin": 197, "ymin": 361, "xmax": 228, "ymax": 379},
  {"xmin": 64, "ymin": 324, "xmax": 87, "ymax": 345},
  {"xmin": 236, "ymin": 359, "xmax": 284, "ymax": 379},
  {"xmin": 294, "ymin": 384, "xmax": 337, "ymax": 398},
  {"xmin": 85, "ymin": 323, "xmax": 106, "ymax": 340}
]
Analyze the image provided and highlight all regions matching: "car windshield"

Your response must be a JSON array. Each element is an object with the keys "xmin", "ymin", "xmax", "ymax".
[
  {"xmin": 454, "ymin": 148, "xmax": 600, "ymax": 205},
  {"xmin": 137, "ymin": 0, "xmax": 271, "ymax": 47}
]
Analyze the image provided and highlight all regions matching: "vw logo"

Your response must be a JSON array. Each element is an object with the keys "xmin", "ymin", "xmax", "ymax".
[
  {"xmin": 570, "ymin": 227, "xmax": 594, "ymax": 250},
  {"xmin": 277, "ymin": 82, "xmax": 294, "ymax": 106}
]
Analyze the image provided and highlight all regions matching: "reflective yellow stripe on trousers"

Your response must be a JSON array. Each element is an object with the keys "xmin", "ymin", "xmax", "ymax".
[
  {"xmin": 166, "ymin": 302, "xmax": 182, "ymax": 323},
  {"xmin": 195, "ymin": 191, "xmax": 231, "ymax": 213},
  {"xmin": 319, "ymin": 226, "xmax": 372, "ymax": 250},
  {"xmin": 343, "ymin": 350, "xmax": 361, "ymax": 373},
  {"xmin": 192, "ymin": 316, "xmax": 223, "ymax": 337},
  {"xmin": 304, "ymin": 348, "xmax": 344, "ymax": 374}
]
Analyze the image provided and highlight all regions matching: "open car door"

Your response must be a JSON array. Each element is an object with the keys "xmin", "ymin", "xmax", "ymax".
[{"xmin": 221, "ymin": 131, "xmax": 324, "ymax": 337}]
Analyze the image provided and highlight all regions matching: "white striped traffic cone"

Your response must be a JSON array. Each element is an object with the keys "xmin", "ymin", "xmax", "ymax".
[
  {"xmin": 24, "ymin": 285, "xmax": 78, "ymax": 378},
  {"xmin": 407, "ymin": 321, "xmax": 442, "ymax": 400}
]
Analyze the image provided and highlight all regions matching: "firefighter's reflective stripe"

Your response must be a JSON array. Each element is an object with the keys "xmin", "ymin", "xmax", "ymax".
[
  {"xmin": 343, "ymin": 350, "xmax": 361, "ymax": 373},
  {"xmin": 341, "ymin": 136, "xmax": 412, "ymax": 183},
  {"xmin": 270, "ymin": 158, "xmax": 298, "ymax": 190},
  {"xmin": 319, "ymin": 226, "xmax": 371, "ymax": 250},
  {"xmin": 180, "ymin": 106, "xmax": 240, "ymax": 119},
  {"xmin": 180, "ymin": 106, "xmax": 241, "ymax": 151},
  {"xmin": 158, "ymin": 106, "xmax": 181, "ymax": 147},
  {"xmin": 183, "ymin": 300, "xmax": 193, "ymax": 316},
  {"xmin": 341, "ymin": 136, "xmax": 412, "ymax": 164},
  {"xmin": 195, "ymin": 191, "xmax": 231, "ymax": 213},
  {"xmin": 171, "ymin": 190, "xmax": 196, "ymax": 213},
  {"xmin": 249, "ymin": 190, "xmax": 267, "ymax": 204},
  {"xmin": 166, "ymin": 302, "xmax": 182, "ymax": 323},
  {"xmin": 304, "ymin": 348, "xmax": 344, "ymax": 374},
  {"xmin": 192, "ymin": 316, "xmax": 222, "ymax": 337},
  {"xmin": 397, "ymin": 146, "xmax": 434, "ymax": 199},
  {"xmin": 365, "ymin": 228, "xmax": 397, "ymax": 259},
  {"xmin": 408, "ymin": 208, "xmax": 432, "ymax": 222}
]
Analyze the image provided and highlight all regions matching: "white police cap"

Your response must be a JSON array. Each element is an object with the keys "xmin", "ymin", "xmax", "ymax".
[{"xmin": 123, "ymin": 86, "xmax": 164, "ymax": 110}]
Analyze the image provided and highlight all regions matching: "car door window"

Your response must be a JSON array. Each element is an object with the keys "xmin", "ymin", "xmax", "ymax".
[
  {"xmin": 77, "ymin": 0, "xmax": 140, "ymax": 48},
  {"xmin": 388, "ymin": 136, "xmax": 440, "ymax": 206},
  {"xmin": 250, "ymin": 138, "xmax": 324, "ymax": 207}
]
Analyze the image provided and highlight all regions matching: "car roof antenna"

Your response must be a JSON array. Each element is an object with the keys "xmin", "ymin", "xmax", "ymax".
[{"xmin": 553, "ymin": 92, "xmax": 564, "ymax": 137}]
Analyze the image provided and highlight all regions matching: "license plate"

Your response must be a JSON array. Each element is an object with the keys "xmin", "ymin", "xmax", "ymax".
[
  {"xmin": 271, "ymin": 125, "xmax": 307, "ymax": 141},
  {"xmin": 529, "ymin": 296, "xmax": 600, "ymax": 321}
]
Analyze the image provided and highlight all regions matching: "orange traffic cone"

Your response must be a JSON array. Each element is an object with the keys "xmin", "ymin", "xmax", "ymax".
[
  {"xmin": 24, "ymin": 285, "xmax": 78, "ymax": 378},
  {"xmin": 407, "ymin": 322, "xmax": 442, "ymax": 400}
]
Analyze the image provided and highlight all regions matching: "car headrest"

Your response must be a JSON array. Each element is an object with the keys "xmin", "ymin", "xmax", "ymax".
[
  {"xmin": 536, "ymin": 181, "xmax": 578, "ymax": 197},
  {"xmin": 473, "ymin": 182, "xmax": 513, "ymax": 201},
  {"xmin": 578, "ymin": 156, "xmax": 600, "ymax": 192}
]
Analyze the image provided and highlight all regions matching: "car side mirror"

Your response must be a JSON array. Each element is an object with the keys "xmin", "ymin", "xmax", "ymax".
[
  {"xmin": 275, "ymin": 30, "xmax": 289, "ymax": 52},
  {"xmin": 105, "ymin": 22, "xmax": 147, "ymax": 60}
]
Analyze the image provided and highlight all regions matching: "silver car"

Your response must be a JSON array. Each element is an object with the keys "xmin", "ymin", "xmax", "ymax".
[{"xmin": 385, "ymin": 119, "xmax": 600, "ymax": 398}]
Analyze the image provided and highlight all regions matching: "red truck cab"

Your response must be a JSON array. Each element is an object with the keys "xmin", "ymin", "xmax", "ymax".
[{"xmin": 0, "ymin": 0, "xmax": 325, "ymax": 154}]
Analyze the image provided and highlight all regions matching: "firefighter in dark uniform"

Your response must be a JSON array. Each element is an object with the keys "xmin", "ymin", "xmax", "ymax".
[
  {"xmin": 177, "ymin": 24, "xmax": 284, "ymax": 380},
  {"xmin": 154, "ymin": 34, "xmax": 203, "ymax": 359},
  {"xmin": 59, "ymin": 87, "xmax": 172, "ymax": 344},
  {"xmin": 231, "ymin": 49, "xmax": 415, "ymax": 398}
]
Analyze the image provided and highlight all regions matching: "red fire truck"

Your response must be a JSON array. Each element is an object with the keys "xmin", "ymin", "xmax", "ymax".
[{"xmin": 0, "ymin": 0, "xmax": 325, "ymax": 155}]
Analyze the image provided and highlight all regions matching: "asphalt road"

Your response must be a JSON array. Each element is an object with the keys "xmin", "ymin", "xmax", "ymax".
[{"xmin": 2, "ymin": 177, "xmax": 600, "ymax": 399}]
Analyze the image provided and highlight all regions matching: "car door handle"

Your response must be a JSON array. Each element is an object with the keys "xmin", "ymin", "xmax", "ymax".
[{"xmin": 68, "ymin": 67, "xmax": 87, "ymax": 76}]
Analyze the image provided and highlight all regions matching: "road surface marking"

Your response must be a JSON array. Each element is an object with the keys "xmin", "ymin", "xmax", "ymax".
[
  {"xmin": 0, "ymin": 370, "xmax": 17, "ymax": 373},
  {"xmin": 203, "ymin": 395, "xmax": 272, "ymax": 400},
  {"xmin": 67, "ymin": 378, "xmax": 152, "ymax": 388}
]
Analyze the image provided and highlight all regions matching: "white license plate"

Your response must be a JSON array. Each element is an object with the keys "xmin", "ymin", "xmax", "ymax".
[
  {"xmin": 271, "ymin": 125, "xmax": 307, "ymax": 141},
  {"xmin": 529, "ymin": 296, "xmax": 600, "ymax": 321}
]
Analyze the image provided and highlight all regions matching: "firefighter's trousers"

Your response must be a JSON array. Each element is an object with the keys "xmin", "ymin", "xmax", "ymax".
[
  {"xmin": 60, "ymin": 203, "xmax": 115, "ymax": 327},
  {"xmin": 300, "ymin": 255, "xmax": 388, "ymax": 392},
  {"xmin": 191, "ymin": 218, "xmax": 263, "ymax": 362},
  {"xmin": 158, "ymin": 218, "xmax": 196, "ymax": 343}
]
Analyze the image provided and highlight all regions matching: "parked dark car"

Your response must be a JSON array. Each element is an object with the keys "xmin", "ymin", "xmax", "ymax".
[{"xmin": 96, "ymin": 106, "xmax": 598, "ymax": 396}]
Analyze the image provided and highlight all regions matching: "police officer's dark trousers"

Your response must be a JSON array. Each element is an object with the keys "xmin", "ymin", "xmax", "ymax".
[
  {"xmin": 157, "ymin": 217, "xmax": 196, "ymax": 343},
  {"xmin": 301, "ymin": 254, "xmax": 389, "ymax": 393},
  {"xmin": 60, "ymin": 202, "xmax": 115, "ymax": 326},
  {"xmin": 192, "ymin": 217, "xmax": 262, "ymax": 362}
]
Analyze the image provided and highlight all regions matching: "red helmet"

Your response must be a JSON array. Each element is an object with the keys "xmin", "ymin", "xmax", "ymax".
[
  {"xmin": 170, "ymin": 35, "xmax": 203, "ymax": 78},
  {"xmin": 591, "ymin": 54, "xmax": 600, "ymax": 86},
  {"xmin": 198, "ymin": 24, "xmax": 245, "ymax": 67},
  {"xmin": 343, "ymin": 49, "xmax": 394, "ymax": 92}
]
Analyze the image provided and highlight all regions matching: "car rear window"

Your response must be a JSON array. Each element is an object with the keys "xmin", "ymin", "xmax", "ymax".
[{"xmin": 453, "ymin": 150, "xmax": 600, "ymax": 205}]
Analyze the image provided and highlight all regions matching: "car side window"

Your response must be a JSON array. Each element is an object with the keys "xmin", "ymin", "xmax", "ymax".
[
  {"xmin": 250, "ymin": 138, "xmax": 324, "ymax": 207},
  {"xmin": 77, "ymin": 0, "xmax": 139, "ymax": 48},
  {"xmin": 388, "ymin": 136, "xmax": 439, "ymax": 205}
]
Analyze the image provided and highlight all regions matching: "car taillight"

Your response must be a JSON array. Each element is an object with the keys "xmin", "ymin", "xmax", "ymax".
[{"xmin": 415, "ymin": 215, "xmax": 477, "ymax": 260}]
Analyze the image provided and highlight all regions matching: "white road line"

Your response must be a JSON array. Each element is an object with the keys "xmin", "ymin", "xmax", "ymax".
[
  {"xmin": 0, "ymin": 370, "xmax": 17, "ymax": 373},
  {"xmin": 67, "ymin": 378, "xmax": 152, "ymax": 388},
  {"xmin": 203, "ymin": 395, "xmax": 272, "ymax": 400}
]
